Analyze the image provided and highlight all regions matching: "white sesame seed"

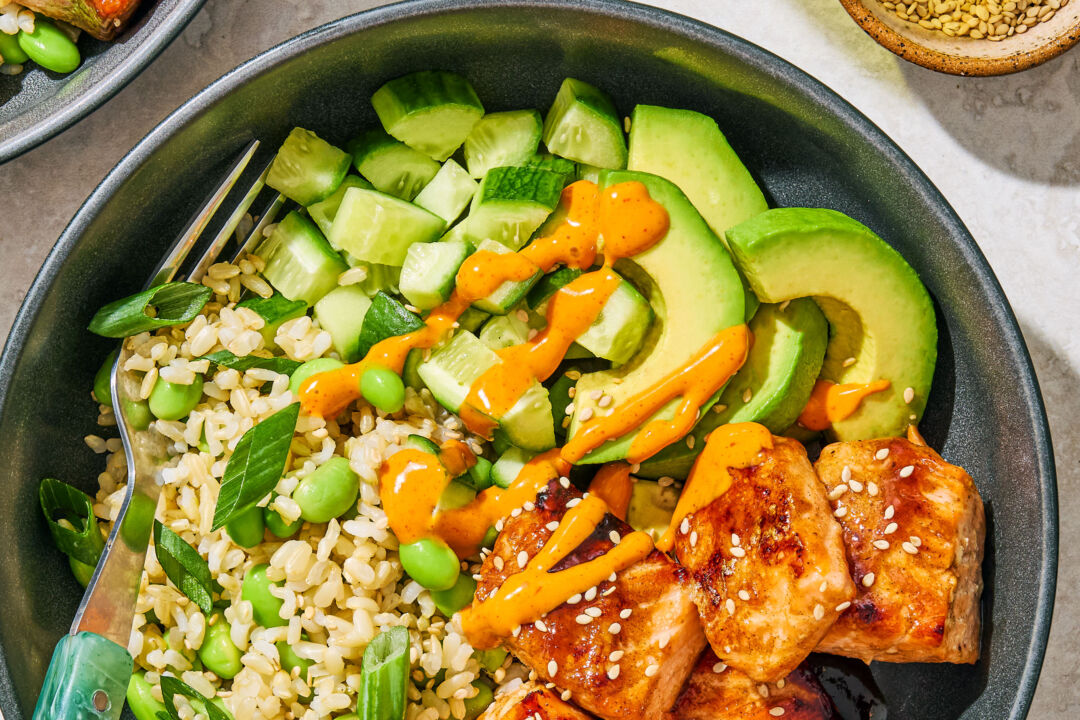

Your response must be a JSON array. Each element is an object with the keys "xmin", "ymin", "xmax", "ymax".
[
  {"xmin": 523, "ymin": 501, "xmax": 535, "ymax": 512},
  {"xmin": 585, "ymin": 607, "xmax": 602, "ymax": 618},
  {"xmin": 608, "ymin": 572, "xmax": 617, "ymax": 582},
  {"xmin": 517, "ymin": 551, "xmax": 529, "ymax": 568},
  {"xmin": 759, "ymin": 685, "xmax": 770, "ymax": 698},
  {"xmin": 731, "ymin": 533, "xmax": 741, "ymax": 546},
  {"xmin": 609, "ymin": 530, "xmax": 621, "ymax": 544},
  {"xmin": 645, "ymin": 664, "xmax": 660, "ymax": 677},
  {"xmin": 712, "ymin": 661, "xmax": 727, "ymax": 673},
  {"xmin": 567, "ymin": 594, "xmax": 582, "ymax": 604},
  {"xmin": 899, "ymin": 465, "xmax": 914, "ymax": 478},
  {"xmin": 731, "ymin": 546, "xmax": 746, "ymax": 558},
  {"xmin": 862, "ymin": 572, "xmax": 876, "ymax": 587},
  {"xmin": 686, "ymin": 435, "xmax": 695, "ymax": 449},
  {"xmin": 819, "ymin": 581, "xmax": 828, "ymax": 593},
  {"xmin": 493, "ymin": 556, "xmax": 504, "ymax": 571},
  {"xmin": 742, "ymin": 388, "xmax": 753, "ymax": 403},
  {"xmin": 495, "ymin": 519, "xmax": 505, "ymax": 532},
  {"xmin": 590, "ymin": 389, "xmax": 603, "ymax": 401},
  {"xmin": 512, "ymin": 625, "xmax": 522, "ymax": 637},
  {"xmin": 598, "ymin": 395, "xmax": 613, "ymax": 408},
  {"xmin": 561, "ymin": 690, "xmax": 572, "ymax": 701},
  {"xmin": 690, "ymin": 531, "xmax": 699, "ymax": 547},
  {"xmin": 658, "ymin": 634, "xmax": 669, "ymax": 648},
  {"xmin": 867, "ymin": 482, "xmax": 880, "ymax": 497},
  {"xmin": 575, "ymin": 614, "xmax": 593, "ymax": 625},
  {"xmin": 548, "ymin": 660, "xmax": 558, "ymax": 676},
  {"xmin": 842, "ymin": 356, "xmax": 857, "ymax": 367},
  {"xmin": 884, "ymin": 522, "xmax": 898, "ymax": 534},
  {"xmin": 619, "ymin": 608, "xmax": 632, "ymax": 619},
  {"xmin": 511, "ymin": 508, "xmax": 522, "ymax": 518},
  {"xmin": 904, "ymin": 387, "xmax": 915, "ymax": 404},
  {"xmin": 680, "ymin": 517, "xmax": 690, "ymax": 534},
  {"xmin": 559, "ymin": 476, "xmax": 571, "ymax": 489},
  {"xmin": 875, "ymin": 448, "xmax": 890, "ymax": 460},
  {"xmin": 849, "ymin": 479, "xmax": 864, "ymax": 493},
  {"xmin": 902, "ymin": 542, "xmax": 918, "ymax": 555},
  {"xmin": 609, "ymin": 650, "xmax": 624, "ymax": 662},
  {"xmin": 834, "ymin": 506, "xmax": 848, "ymax": 518},
  {"xmin": 658, "ymin": 475, "xmax": 675, "ymax": 487},
  {"xmin": 535, "ymin": 620, "xmax": 548, "ymax": 632},
  {"xmin": 565, "ymin": 403, "xmax": 575, "ymax": 415},
  {"xmin": 910, "ymin": 536, "xmax": 922, "ymax": 547},
  {"xmin": 472, "ymin": 573, "xmax": 482, "ymax": 580},
  {"xmin": 779, "ymin": 300, "xmax": 791, "ymax": 312},
  {"xmin": 579, "ymin": 407, "xmax": 594, "ymax": 422},
  {"xmin": 841, "ymin": 466, "xmax": 852, "ymax": 483},
  {"xmin": 602, "ymin": 586, "xmax": 616, "ymax": 596},
  {"xmin": 566, "ymin": 498, "xmax": 581, "ymax": 508},
  {"xmin": 777, "ymin": 679, "xmax": 786, "ymax": 689},
  {"xmin": 836, "ymin": 601, "xmax": 852, "ymax": 612},
  {"xmin": 813, "ymin": 603, "xmax": 825, "ymax": 620},
  {"xmin": 884, "ymin": 505, "xmax": 896, "ymax": 520},
  {"xmin": 725, "ymin": 598, "xmax": 736, "ymax": 614},
  {"xmin": 608, "ymin": 665, "xmax": 621, "ymax": 680},
  {"xmin": 609, "ymin": 622, "xmax": 622, "ymax": 634},
  {"xmin": 585, "ymin": 587, "xmax": 598, "ymax": 601},
  {"xmin": 828, "ymin": 484, "xmax": 848, "ymax": 500},
  {"xmin": 769, "ymin": 708, "xmax": 785, "ymax": 717},
  {"xmin": 873, "ymin": 540, "xmax": 890, "ymax": 550},
  {"xmin": 546, "ymin": 521, "xmax": 560, "ymax": 531}
]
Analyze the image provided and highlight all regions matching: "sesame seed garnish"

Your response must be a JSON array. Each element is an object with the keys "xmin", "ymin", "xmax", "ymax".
[
  {"xmin": 712, "ymin": 403, "xmax": 726, "ymax": 413},
  {"xmin": 608, "ymin": 665, "xmax": 621, "ymax": 680},
  {"xmin": 516, "ymin": 309, "xmax": 529, "ymax": 322},
  {"xmin": 517, "ymin": 551, "xmax": 529, "ymax": 568},
  {"xmin": 493, "ymin": 556, "xmax": 504, "ymax": 571},
  {"xmin": 834, "ymin": 506, "xmax": 848, "ymax": 518},
  {"xmin": 567, "ymin": 593, "xmax": 582, "ymax": 604},
  {"xmin": 659, "ymin": 476, "xmax": 675, "ymax": 487},
  {"xmin": 742, "ymin": 388, "xmax": 753, "ymax": 403},
  {"xmin": 566, "ymin": 498, "xmax": 581, "ymax": 508},
  {"xmin": 546, "ymin": 521, "xmax": 560, "ymax": 531},
  {"xmin": 884, "ymin": 522, "xmax": 898, "ymax": 534},
  {"xmin": 902, "ymin": 542, "xmax": 919, "ymax": 555},
  {"xmin": 873, "ymin": 540, "xmax": 890, "ymax": 550},
  {"xmin": 849, "ymin": 479, "xmax": 864, "ymax": 493},
  {"xmin": 602, "ymin": 586, "xmax": 616, "ymax": 597},
  {"xmin": 645, "ymin": 664, "xmax": 660, "ymax": 677},
  {"xmin": 590, "ymin": 389, "xmax": 603, "ymax": 401},
  {"xmin": 680, "ymin": 518, "xmax": 690, "ymax": 534},
  {"xmin": 686, "ymin": 435, "xmax": 695, "ymax": 449},
  {"xmin": 579, "ymin": 407, "xmax": 595, "ymax": 422},
  {"xmin": 561, "ymin": 416, "xmax": 570, "ymax": 429},
  {"xmin": 769, "ymin": 708, "xmax": 785, "ymax": 717},
  {"xmin": 841, "ymin": 466, "xmax": 852, "ymax": 482},
  {"xmin": 819, "ymin": 581, "xmax": 828, "ymax": 593},
  {"xmin": 910, "ymin": 536, "xmax": 922, "ymax": 547},
  {"xmin": 813, "ymin": 603, "xmax": 825, "ymax": 620},
  {"xmin": 609, "ymin": 622, "xmax": 622, "ymax": 634},
  {"xmin": 884, "ymin": 505, "xmax": 896, "ymax": 520},
  {"xmin": 495, "ymin": 519, "xmax": 505, "ymax": 532},
  {"xmin": 904, "ymin": 387, "xmax": 915, "ymax": 404},
  {"xmin": 630, "ymin": 463, "xmax": 640, "ymax": 473},
  {"xmin": 609, "ymin": 650, "xmax": 624, "ymax": 662},
  {"xmin": 731, "ymin": 546, "xmax": 746, "ymax": 558},
  {"xmin": 690, "ymin": 531, "xmax": 699, "ymax": 547},
  {"xmin": 779, "ymin": 300, "xmax": 791, "ymax": 312},
  {"xmin": 584, "ymin": 587, "xmax": 598, "ymax": 601},
  {"xmin": 523, "ymin": 501, "xmax": 535, "ymax": 512},
  {"xmin": 559, "ymin": 476, "xmax": 571, "ymax": 489},
  {"xmin": 738, "ymin": 590, "xmax": 751, "ymax": 601},
  {"xmin": 535, "ymin": 620, "xmax": 548, "ymax": 632},
  {"xmin": 598, "ymin": 395, "xmax": 613, "ymax": 408},
  {"xmin": 842, "ymin": 357, "xmax": 856, "ymax": 367},
  {"xmin": 828, "ymin": 484, "xmax": 848, "ymax": 500},
  {"xmin": 566, "ymin": 370, "xmax": 581, "ymax": 380},
  {"xmin": 713, "ymin": 661, "xmax": 727, "ymax": 673},
  {"xmin": 585, "ymin": 607, "xmax": 602, "ymax": 618},
  {"xmin": 608, "ymin": 572, "xmax": 617, "ymax": 582},
  {"xmin": 862, "ymin": 572, "xmax": 876, "ymax": 587},
  {"xmin": 836, "ymin": 601, "xmax": 852, "ymax": 612},
  {"xmin": 875, "ymin": 448, "xmax": 890, "ymax": 460},
  {"xmin": 472, "ymin": 573, "xmax": 482, "ymax": 580},
  {"xmin": 759, "ymin": 684, "xmax": 770, "ymax": 697},
  {"xmin": 899, "ymin": 465, "xmax": 915, "ymax": 478},
  {"xmin": 609, "ymin": 530, "xmax": 621, "ymax": 544},
  {"xmin": 732, "ymin": 533, "xmax": 741, "ymax": 546},
  {"xmin": 565, "ymin": 403, "xmax": 575, "ymax": 415},
  {"xmin": 619, "ymin": 608, "xmax": 632, "ymax": 619},
  {"xmin": 725, "ymin": 598, "xmax": 736, "ymax": 614},
  {"xmin": 510, "ymin": 507, "xmax": 522, "ymax": 518},
  {"xmin": 867, "ymin": 482, "xmax": 880, "ymax": 497},
  {"xmin": 547, "ymin": 660, "xmax": 558, "ymax": 676},
  {"xmin": 575, "ymin": 614, "xmax": 592, "ymax": 625},
  {"xmin": 561, "ymin": 690, "xmax": 572, "ymax": 701},
  {"xmin": 777, "ymin": 679, "xmax": 786, "ymax": 689},
  {"xmin": 512, "ymin": 625, "xmax": 522, "ymax": 637}
]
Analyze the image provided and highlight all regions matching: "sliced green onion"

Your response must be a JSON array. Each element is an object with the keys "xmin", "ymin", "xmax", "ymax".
[
  {"xmin": 211, "ymin": 402, "xmax": 300, "ymax": 531},
  {"xmin": 38, "ymin": 478, "xmax": 105, "ymax": 567},
  {"xmin": 159, "ymin": 675, "xmax": 231, "ymax": 720},
  {"xmin": 153, "ymin": 521, "xmax": 214, "ymax": 615},
  {"xmin": 359, "ymin": 625, "xmax": 410, "ymax": 720},
  {"xmin": 200, "ymin": 350, "xmax": 302, "ymax": 376},
  {"xmin": 88, "ymin": 282, "xmax": 213, "ymax": 338}
]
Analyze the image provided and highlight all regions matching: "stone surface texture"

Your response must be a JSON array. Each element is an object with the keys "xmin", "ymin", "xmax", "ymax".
[{"xmin": 0, "ymin": 0, "xmax": 1077, "ymax": 714}]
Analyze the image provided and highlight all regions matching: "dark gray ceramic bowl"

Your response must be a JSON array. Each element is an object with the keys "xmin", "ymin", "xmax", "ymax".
[
  {"xmin": 0, "ymin": 1, "xmax": 1057, "ymax": 718},
  {"xmin": 0, "ymin": 0, "xmax": 204, "ymax": 163}
]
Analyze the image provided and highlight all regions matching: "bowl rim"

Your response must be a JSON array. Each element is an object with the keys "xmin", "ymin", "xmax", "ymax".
[
  {"xmin": 838, "ymin": 0, "xmax": 1080, "ymax": 75},
  {"xmin": 0, "ymin": 0, "xmax": 1058, "ymax": 717},
  {"xmin": 0, "ymin": 0, "xmax": 207, "ymax": 164}
]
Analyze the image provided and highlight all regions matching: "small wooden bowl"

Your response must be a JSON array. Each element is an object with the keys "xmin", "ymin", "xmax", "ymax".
[{"xmin": 839, "ymin": 0, "xmax": 1080, "ymax": 75}]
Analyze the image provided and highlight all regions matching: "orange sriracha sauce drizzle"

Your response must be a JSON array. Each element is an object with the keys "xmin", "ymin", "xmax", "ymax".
[{"xmin": 796, "ymin": 378, "xmax": 891, "ymax": 432}]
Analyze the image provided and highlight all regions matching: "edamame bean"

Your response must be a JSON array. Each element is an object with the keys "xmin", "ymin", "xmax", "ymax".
[
  {"xmin": 241, "ymin": 563, "xmax": 287, "ymax": 628},
  {"xmin": 17, "ymin": 18, "xmax": 80, "ymax": 73},
  {"xmin": 263, "ymin": 501, "xmax": 302, "ymax": 538},
  {"xmin": 276, "ymin": 640, "xmax": 313, "ymax": 681},
  {"xmin": 122, "ymin": 397, "xmax": 153, "ymax": 431},
  {"xmin": 463, "ymin": 680, "xmax": 494, "ymax": 720},
  {"xmin": 399, "ymin": 536, "xmax": 459, "ymax": 591},
  {"xmin": 360, "ymin": 365, "xmax": 405, "ymax": 414},
  {"xmin": 467, "ymin": 456, "xmax": 493, "ymax": 491},
  {"xmin": 198, "ymin": 614, "xmax": 242, "ymax": 679},
  {"xmin": 430, "ymin": 573, "xmax": 476, "ymax": 617},
  {"xmin": 289, "ymin": 357, "xmax": 344, "ymax": 395},
  {"xmin": 92, "ymin": 350, "xmax": 116, "ymax": 407},
  {"xmin": 225, "ymin": 505, "xmax": 265, "ymax": 548},
  {"xmin": 149, "ymin": 374, "xmax": 203, "ymax": 421},
  {"xmin": 293, "ymin": 456, "xmax": 358, "ymax": 523},
  {"xmin": 0, "ymin": 31, "xmax": 30, "ymax": 65},
  {"xmin": 126, "ymin": 671, "xmax": 166, "ymax": 720},
  {"xmin": 68, "ymin": 555, "xmax": 95, "ymax": 587},
  {"xmin": 474, "ymin": 647, "xmax": 507, "ymax": 673}
]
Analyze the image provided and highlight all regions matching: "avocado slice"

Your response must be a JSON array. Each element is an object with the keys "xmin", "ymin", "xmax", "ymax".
[
  {"xmin": 568, "ymin": 170, "xmax": 745, "ymax": 463},
  {"xmin": 637, "ymin": 299, "xmax": 828, "ymax": 479},
  {"xmin": 627, "ymin": 105, "xmax": 769, "ymax": 321},
  {"xmin": 726, "ymin": 208, "xmax": 936, "ymax": 440},
  {"xmin": 626, "ymin": 479, "xmax": 679, "ymax": 542}
]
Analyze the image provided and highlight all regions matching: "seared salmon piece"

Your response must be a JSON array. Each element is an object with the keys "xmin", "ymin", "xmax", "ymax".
[
  {"xmin": 814, "ymin": 437, "xmax": 985, "ymax": 663},
  {"xmin": 480, "ymin": 681, "xmax": 595, "ymax": 720},
  {"xmin": 673, "ymin": 436, "xmax": 855, "ymax": 683},
  {"xmin": 664, "ymin": 649, "xmax": 838, "ymax": 720},
  {"xmin": 474, "ymin": 480, "xmax": 706, "ymax": 720},
  {"xmin": 20, "ymin": 0, "xmax": 141, "ymax": 40}
]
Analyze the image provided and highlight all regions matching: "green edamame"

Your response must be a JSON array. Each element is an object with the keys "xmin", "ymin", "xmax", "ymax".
[
  {"xmin": 198, "ymin": 614, "xmax": 242, "ymax": 679},
  {"xmin": 241, "ymin": 563, "xmax": 287, "ymax": 628},
  {"xmin": 0, "ymin": 31, "xmax": 30, "ymax": 65},
  {"xmin": 289, "ymin": 357, "xmax": 344, "ymax": 395},
  {"xmin": 93, "ymin": 350, "xmax": 116, "ymax": 407},
  {"xmin": 264, "ymin": 501, "xmax": 302, "ymax": 538},
  {"xmin": 225, "ymin": 506, "xmax": 265, "ymax": 548},
  {"xmin": 430, "ymin": 573, "xmax": 476, "ymax": 617},
  {"xmin": 276, "ymin": 640, "xmax": 313, "ymax": 681},
  {"xmin": 360, "ymin": 365, "xmax": 405, "ymax": 414},
  {"xmin": 399, "ymin": 536, "xmax": 459, "ymax": 591},
  {"xmin": 474, "ymin": 647, "xmax": 507, "ymax": 673},
  {"xmin": 126, "ymin": 671, "xmax": 166, "ymax": 720},
  {"xmin": 17, "ymin": 18, "xmax": 80, "ymax": 73},
  {"xmin": 463, "ymin": 680, "xmax": 494, "ymax": 720},
  {"xmin": 122, "ymin": 397, "xmax": 153, "ymax": 431},
  {"xmin": 68, "ymin": 555, "xmax": 95, "ymax": 587},
  {"xmin": 148, "ymin": 374, "xmax": 203, "ymax": 421},
  {"xmin": 293, "ymin": 456, "xmax": 358, "ymax": 523}
]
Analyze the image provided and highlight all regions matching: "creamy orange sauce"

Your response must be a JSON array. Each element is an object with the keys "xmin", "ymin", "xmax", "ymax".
[
  {"xmin": 655, "ymin": 422, "xmax": 773, "ymax": 553},
  {"xmin": 907, "ymin": 424, "xmax": 927, "ymax": 447},
  {"xmin": 797, "ymin": 379, "xmax": 892, "ymax": 432},
  {"xmin": 589, "ymin": 462, "xmax": 634, "ymax": 521},
  {"xmin": 460, "ymin": 494, "xmax": 654, "ymax": 649}
]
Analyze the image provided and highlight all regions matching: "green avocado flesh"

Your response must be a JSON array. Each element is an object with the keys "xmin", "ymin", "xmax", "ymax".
[
  {"xmin": 567, "ymin": 170, "xmax": 745, "ymax": 463},
  {"xmin": 726, "ymin": 208, "xmax": 937, "ymax": 440},
  {"xmin": 637, "ymin": 299, "xmax": 828, "ymax": 479}
]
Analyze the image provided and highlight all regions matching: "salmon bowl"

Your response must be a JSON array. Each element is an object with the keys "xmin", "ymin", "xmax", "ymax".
[{"xmin": 0, "ymin": 1, "xmax": 1056, "ymax": 719}]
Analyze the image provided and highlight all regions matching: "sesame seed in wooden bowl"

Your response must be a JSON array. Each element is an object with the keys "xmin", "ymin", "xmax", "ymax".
[{"xmin": 839, "ymin": 0, "xmax": 1080, "ymax": 75}]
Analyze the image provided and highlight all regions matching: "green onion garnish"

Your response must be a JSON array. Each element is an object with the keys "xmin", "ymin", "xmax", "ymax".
[
  {"xmin": 359, "ymin": 625, "xmax": 410, "ymax": 720},
  {"xmin": 88, "ymin": 282, "xmax": 213, "ymax": 338},
  {"xmin": 153, "ymin": 521, "xmax": 214, "ymax": 615},
  {"xmin": 159, "ymin": 675, "xmax": 231, "ymax": 720},
  {"xmin": 38, "ymin": 478, "xmax": 105, "ymax": 567}
]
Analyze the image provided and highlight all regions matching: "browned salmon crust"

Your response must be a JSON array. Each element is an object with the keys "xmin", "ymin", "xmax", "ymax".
[
  {"xmin": 664, "ymin": 649, "xmax": 838, "ymax": 720},
  {"xmin": 673, "ymin": 436, "xmax": 855, "ymax": 683},
  {"xmin": 20, "ymin": 0, "xmax": 141, "ymax": 40},
  {"xmin": 479, "ymin": 681, "xmax": 595, "ymax": 720},
  {"xmin": 474, "ymin": 480, "xmax": 706, "ymax": 720},
  {"xmin": 814, "ymin": 437, "xmax": 985, "ymax": 664}
]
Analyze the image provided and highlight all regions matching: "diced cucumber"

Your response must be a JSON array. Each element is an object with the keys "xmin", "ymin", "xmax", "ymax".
[
  {"xmin": 478, "ymin": 314, "xmax": 530, "ymax": 350},
  {"xmin": 399, "ymin": 240, "xmax": 471, "ymax": 311},
  {"xmin": 542, "ymin": 78, "xmax": 627, "ymax": 169},
  {"xmin": 308, "ymin": 175, "xmax": 373, "ymax": 236},
  {"xmin": 257, "ymin": 211, "xmax": 348, "ymax": 305},
  {"xmin": 574, "ymin": 279, "xmax": 652, "ymax": 365},
  {"xmin": 402, "ymin": 349, "xmax": 425, "ymax": 390},
  {"xmin": 439, "ymin": 221, "xmax": 473, "ymax": 247},
  {"xmin": 405, "ymin": 434, "xmax": 440, "ymax": 455},
  {"xmin": 526, "ymin": 267, "xmax": 583, "ymax": 309},
  {"xmin": 464, "ymin": 110, "xmax": 543, "ymax": 178},
  {"xmin": 328, "ymin": 187, "xmax": 444, "ymax": 266},
  {"xmin": 372, "ymin": 71, "xmax": 485, "ymax": 161},
  {"xmin": 576, "ymin": 164, "xmax": 602, "ymax": 184},
  {"xmin": 342, "ymin": 256, "xmax": 402, "ymax": 296},
  {"xmin": 349, "ymin": 129, "xmax": 440, "ymax": 201},
  {"xmin": 439, "ymin": 480, "xmax": 477, "ymax": 511},
  {"xmin": 458, "ymin": 307, "xmax": 490, "ymax": 332},
  {"xmin": 356, "ymin": 291, "xmax": 425, "ymax": 358},
  {"xmin": 467, "ymin": 167, "xmax": 564, "ymax": 250},
  {"xmin": 463, "ymin": 456, "xmax": 494, "ymax": 492},
  {"xmin": 414, "ymin": 160, "xmax": 478, "ymax": 225},
  {"xmin": 237, "ymin": 292, "xmax": 308, "ymax": 350},
  {"xmin": 491, "ymin": 447, "xmax": 534, "ymax": 488},
  {"xmin": 470, "ymin": 239, "xmax": 541, "ymax": 315},
  {"xmin": 548, "ymin": 371, "xmax": 576, "ymax": 437},
  {"xmin": 524, "ymin": 153, "xmax": 576, "ymax": 178},
  {"xmin": 499, "ymin": 383, "xmax": 555, "ymax": 451},
  {"xmin": 314, "ymin": 286, "xmax": 373, "ymax": 362},
  {"xmin": 267, "ymin": 128, "xmax": 352, "ymax": 206}
]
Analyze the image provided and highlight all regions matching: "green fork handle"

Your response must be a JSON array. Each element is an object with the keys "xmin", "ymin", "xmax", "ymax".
[{"xmin": 33, "ymin": 631, "xmax": 133, "ymax": 720}]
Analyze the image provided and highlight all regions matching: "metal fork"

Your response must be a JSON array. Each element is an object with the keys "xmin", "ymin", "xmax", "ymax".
[{"xmin": 33, "ymin": 140, "xmax": 285, "ymax": 720}]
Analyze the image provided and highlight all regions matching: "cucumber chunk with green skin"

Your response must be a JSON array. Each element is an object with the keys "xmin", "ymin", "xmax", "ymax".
[
  {"xmin": 237, "ymin": 292, "xmax": 308, "ymax": 350},
  {"xmin": 257, "ymin": 211, "xmax": 348, "ymax": 305},
  {"xmin": 341, "ymin": 256, "xmax": 402, "ymax": 296},
  {"xmin": 439, "ymin": 220, "xmax": 473, "ymax": 247},
  {"xmin": 636, "ymin": 300, "xmax": 828, "ymax": 478},
  {"xmin": 471, "ymin": 239, "xmax": 542, "ymax": 315},
  {"xmin": 414, "ymin": 160, "xmax": 478, "ymax": 226},
  {"xmin": 524, "ymin": 153, "xmax": 576, "ymax": 179},
  {"xmin": 356, "ymin": 291, "xmax": 426, "ymax": 358},
  {"xmin": 492, "ymin": 447, "xmax": 534, "ymax": 488},
  {"xmin": 313, "ymin": 285, "xmax": 373, "ymax": 362},
  {"xmin": 626, "ymin": 479, "xmax": 678, "ymax": 542},
  {"xmin": 372, "ymin": 71, "xmax": 485, "ymax": 161},
  {"xmin": 576, "ymin": 164, "xmax": 603, "ymax": 184},
  {"xmin": 534, "ymin": 275, "xmax": 652, "ymax": 365},
  {"xmin": 458, "ymin": 307, "xmax": 490, "ymax": 333},
  {"xmin": 439, "ymin": 480, "xmax": 477, "ymax": 511},
  {"xmin": 543, "ymin": 78, "xmax": 627, "ymax": 169},
  {"xmin": 478, "ymin": 313, "xmax": 530, "ymax": 351},
  {"xmin": 349, "ymin": 129, "xmax": 441, "ymax": 201},
  {"xmin": 399, "ymin": 240, "xmax": 471, "ymax": 311},
  {"xmin": 463, "ymin": 456, "xmax": 493, "ymax": 491},
  {"xmin": 527, "ymin": 267, "xmax": 584, "ymax": 309},
  {"xmin": 307, "ymin": 175, "xmax": 374, "ymax": 236},
  {"xmin": 329, "ymin": 187, "xmax": 445, "ymax": 266},
  {"xmin": 267, "ymin": 128, "xmax": 352, "ymax": 206},
  {"xmin": 464, "ymin": 110, "xmax": 544, "ymax": 179},
  {"xmin": 403, "ymin": 349, "xmax": 425, "ymax": 390},
  {"xmin": 405, "ymin": 434, "xmax": 441, "ymax": 455},
  {"xmin": 727, "ymin": 208, "xmax": 937, "ymax": 440},
  {"xmin": 467, "ymin": 167, "xmax": 565, "ymax": 250}
]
